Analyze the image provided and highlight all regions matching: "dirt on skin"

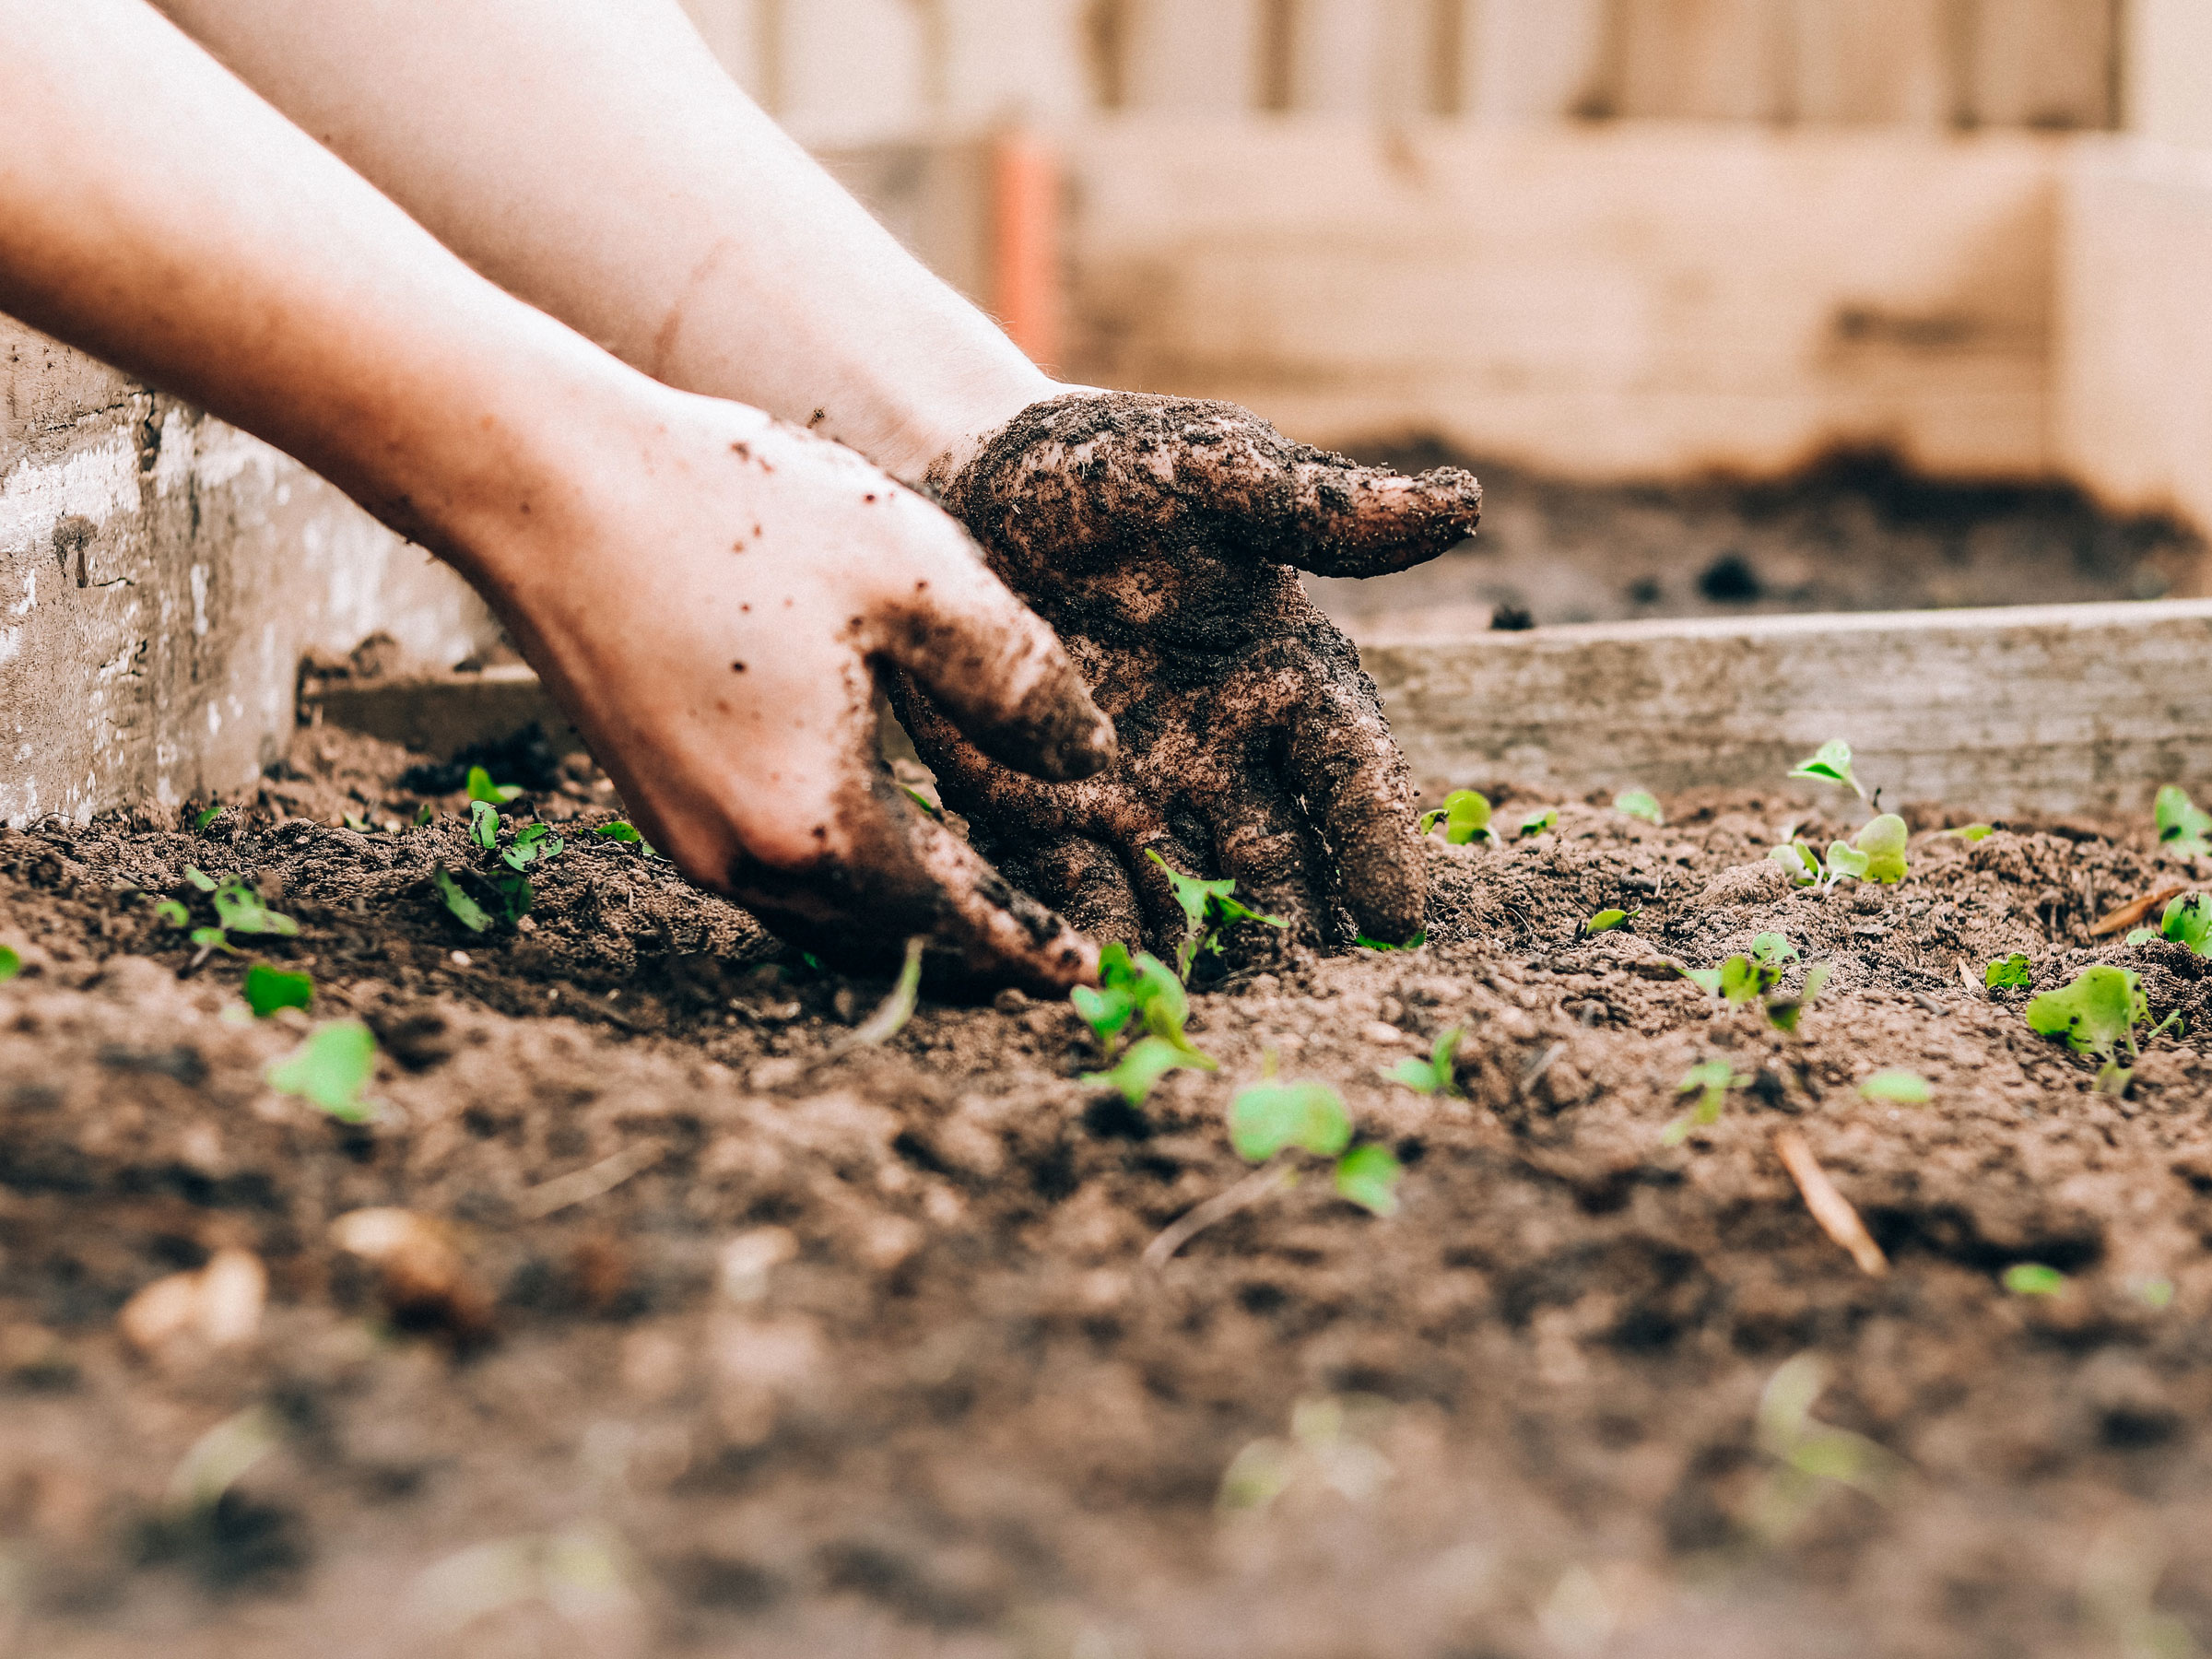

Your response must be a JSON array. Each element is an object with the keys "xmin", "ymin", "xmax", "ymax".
[{"xmin": 8, "ymin": 728, "xmax": 2212, "ymax": 1657}]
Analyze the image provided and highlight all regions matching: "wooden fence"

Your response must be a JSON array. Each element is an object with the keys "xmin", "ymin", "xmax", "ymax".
[{"xmin": 678, "ymin": 0, "xmax": 2126, "ymax": 140}]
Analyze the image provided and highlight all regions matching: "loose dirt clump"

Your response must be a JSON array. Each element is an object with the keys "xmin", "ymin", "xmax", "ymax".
[{"xmin": 4, "ymin": 730, "xmax": 2212, "ymax": 1657}]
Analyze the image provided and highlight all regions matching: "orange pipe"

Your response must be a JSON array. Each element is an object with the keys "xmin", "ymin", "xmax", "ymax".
[{"xmin": 990, "ymin": 131, "xmax": 1061, "ymax": 369}]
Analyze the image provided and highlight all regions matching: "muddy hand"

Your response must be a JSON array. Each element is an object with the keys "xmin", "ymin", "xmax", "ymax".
[
  {"xmin": 893, "ymin": 392, "xmax": 1481, "ymax": 956},
  {"xmin": 477, "ymin": 397, "xmax": 1115, "ymax": 994}
]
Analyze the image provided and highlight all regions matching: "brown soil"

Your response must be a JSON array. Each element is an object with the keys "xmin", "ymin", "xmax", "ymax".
[{"xmin": 5, "ymin": 729, "xmax": 2212, "ymax": 1657}]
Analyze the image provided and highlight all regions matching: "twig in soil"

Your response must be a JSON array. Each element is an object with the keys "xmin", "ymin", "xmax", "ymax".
[
  {"xmin": 1773, "ymin": 1129, "xmax": 1888, "ymax": 1277},
  {"xmin": 2092, "ymin": 885, "xmax": 2186, "ymax": 938},
  {"xmin": 835, "ymin": 935, "xmax": 926, "ymax": 1052},
  {"xmin": 1141, "ymin": 1159, "xmax": 1295, "ymax": 1272},
  {"xmin": 1520, "ymin": 1042, "xmax": 1565, "ymax": 1097},
  {"xmin": 516, "ymin": 1142, "xmax": 667, "ymax": 1221}
]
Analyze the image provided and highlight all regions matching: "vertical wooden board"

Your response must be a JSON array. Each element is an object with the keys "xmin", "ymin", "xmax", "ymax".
[
  {"xmin": 2124, "ymin": 0, "xmax": 2212, "ymax": 147},
  {"xmin": 1614, "ymin": 0, "xmax": 1792, "ymax": 122},
  {"xmin": 939, "ymin": 0, "xmax": 1094, "ymax": 124},
  {"xmin": 1784, "ymin": 0, "xmax": 1954, "ymax": 125},
  {"xmin": 1358, "ymin": 601, "xmax": 2212, "ymax": 815},
  {"xmin": 1466, "ymin": 0, "xmax": 1615, "ymax": 123},
  {"xmin": 675, "ymin": 0, "xmax": 770, "ymax": 100},
  {"xmin": 1121, "ymin": 0, "xmax": 1260, "ymax": 112},
  {"xmin": 773, "ymin": 0, "xmax": 934, "ymax": 144},
  {"xmin": 1964, "ymin": 0, "xmax": 2117, "ymax": 130},
  {"xmin": 1291, "ymin": 0, "xmax": 1387, "ymax": 114}
]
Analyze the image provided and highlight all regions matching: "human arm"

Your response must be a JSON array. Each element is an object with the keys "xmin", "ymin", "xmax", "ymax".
[{"xmin": 0, "ymin": 0, "xmax": 1112, "ymax": 989}]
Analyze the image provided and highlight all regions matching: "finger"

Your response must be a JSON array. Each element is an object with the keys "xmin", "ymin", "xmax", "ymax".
[
  {"xmin": 873, "ymin": 550, "xmax": 1115, "ymax": 783},
  {"xmin": 1209, "ymin": 787, "xmax": 1324, "ymax": 944},
  {"xmin": 724, "ymin": 775, "xmax": 1098, "ymax": 996},
  {"xmin": 1277, "ymin": 448, "xmax": 1483, "ymax": 579},
  {"xmin": 1019, "ymin": 835, "xmax": 1144, "ymax": 947},
  {"xmin": 1285, "ymin": 664, "xmax": 1428, "ymax": 946}
]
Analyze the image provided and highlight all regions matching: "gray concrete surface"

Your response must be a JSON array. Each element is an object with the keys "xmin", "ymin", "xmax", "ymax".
[{"xmin": 0, "ymin": 320, "xmax": 492, "ymax": 826}]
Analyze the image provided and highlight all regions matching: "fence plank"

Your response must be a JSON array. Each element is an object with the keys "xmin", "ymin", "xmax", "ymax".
[
  {"xmin": 1361, "ymin": 599, "xmax": 2212, "ymax": 815},
  {"xmin": 1120, "ymin": 0, "xmax": 1259, "ymax": 113},
  {"xmin": 1964, "ymin": 0, "xmax": 2116, "ymax": 130},
  {"xmin": 1784, "ymin": 0, "xmax": 1956, "ymax": 125},
  {"xmin": 1466, "ymin": 0, "xmax": 1613, "ymax": 122},
  {"xmin": 1612, "ymin": 0, "xmax": 1793, "ymax": 122}
]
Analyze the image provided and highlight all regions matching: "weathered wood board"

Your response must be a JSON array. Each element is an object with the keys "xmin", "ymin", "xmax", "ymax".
[{"xmin": 1360, "ymin": 600, "xmax": 2212, "ymax": 816}]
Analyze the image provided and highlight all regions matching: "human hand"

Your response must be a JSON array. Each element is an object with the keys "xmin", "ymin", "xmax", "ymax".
[
  {"xmin": 473, "ymin": 391, "xmax": 1116, "ymax": 992},
  {"xmin": 892, "ymin": 392, "xmax": 1481, "ymax": 958}
]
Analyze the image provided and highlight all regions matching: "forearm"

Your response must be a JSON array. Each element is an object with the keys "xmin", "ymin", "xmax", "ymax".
[
  {"xmin": 0, "ymin": 0, "xmax": 644, "ymax": 582},
  {"xmin": 150, "ymin": 0, "xmax": 1056, "ymax": 480}
]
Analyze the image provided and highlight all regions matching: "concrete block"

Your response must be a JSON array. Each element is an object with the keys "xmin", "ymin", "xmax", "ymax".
[
  {"xmin": 1363, "ymin": 598, "xmax": 2212, "ymax": 815},
  {"xmin": 2054, "ymin": 139, "xmax": 2212, "ymax": 547},
  {"xmin": 0, "ymin": 320, "xmax": 492, "ymax": 826},
  {"xmin": 1064, "ymin": 122, "xmax": 2061, "ymax": 480}
]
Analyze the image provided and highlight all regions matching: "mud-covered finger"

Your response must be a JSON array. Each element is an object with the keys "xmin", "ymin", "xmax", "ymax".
[
  {"xmin": 1018, "ymin": 834, "xmax": 1145, "ymax": 947},
  {"xmin": 726, "ymin": 778, "xmax": 1098, "ymax": 995},
  {"xmin": 873, "ymin": 547, "xmax": 1115, "ymax": 782},
  {"xmin": 1277, "ymin": 453, "xmax": 1483, "ymax": 579},
  {"xmin": 1285, "ymin": 667, "xmax": 1428, "ymax": 946},
  {"xmin": 1208, "ymin": 787, "xmax": 1324, "ymax": 944}
]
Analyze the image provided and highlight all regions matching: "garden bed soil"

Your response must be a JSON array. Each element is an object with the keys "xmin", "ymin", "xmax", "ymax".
[{"xmin": 4, "ymin": 729, "xmax": 2212, "ymax": 1656}]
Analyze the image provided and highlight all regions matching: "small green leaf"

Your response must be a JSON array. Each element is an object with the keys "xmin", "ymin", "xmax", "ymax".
[
  {"xmin": 190, "ymin": 926, "xmax": 236, "ymax": 954},
  {"xmin": 0, "ymin": 946, "xmax": 18, "ymax": 983},
  {"xmin": 593, "ymin": 820, "xmax": 658, "ymax": 857},
  {"xmin": 1859, "ymin": 1070, "xmax": 1932, "ymax": 1104},
  {"xmin": 1334, "ymin": 1144, "xmax": 1403, "ymax": 1217},
  {"xmin": 412, "ymin": 803, "xmax": 434, "ymax": 827},
  {"xmin": 242, "ymin": 963, "xmax": 313, "ymax": 1018},
  {"xmin": 193, "ymin": 804, "xmax": 223, "ymax": 831},
  {"xmin": 1983, "ymin": 952, "xmax": 2032, "ymax": 989},
  {"xmin": 1420, "ymin": 790, "xmax": 1494, "ymax": 845},
  {"xmin": 267, "ymin": 1020, "xmax": 378, "ymax": 1124},
  {"xmin": 212, "ymin": 882, "xmax": 298, "ymax": 937},
  {"xmin": 1788, "ymin": 739, "xmax": 1865, "ymax": 799},
  {"xmin": 1718, "ymin": 955, "xmax": 1783, "ymax": 1004},
  {"xmin": 1680, "ymin": 967, "xmax": 1723, "ymax": 994},
  {"xmin": 466, "ymin": 765, "xmax": 524, "ymax": 806},
  {"xmin": 1949, "ymin": 824, "xmax": 1995, "ymax": 841},
  {"xmin": 183, "ymin": 867, "xmax": 218, "ymax": 893},
  {"xmin": 154, "ymin": 898, "xmax": 191, "ymax": 928},
  {"xmin": 1354, "ymin": 931, "xmax": 1428, "ymax": 951},
  {"xmin": 469, "ymin": 798, "xmax": 500, "ymax": 851},
  {"xmin": 1751, "ymin": 933, "xmax": 1799, "ymax": 965},
  {"xmin": 1230, "ymin": 1080, "xmax": 1352, "ymax": 1162},
  {"xmin": 2003, "ymin": 1263, "xmax": 2066, "ymax": 1298},
  {"xmin": 900, "ymin": 785, "xmax": 940, "ymax": 818},
  {"xmin": 1585, "ymin": 908, "xmax": 1635, "ymax": 934},
  {"xmin": 1853, "ymin": 814, "xmax": 1910, "ymax": 884},
  {"xmin": 2159, "ymin": 891, "xmax": 2212, "ymax": 953},
  {"xmin": 1768, "ymin": 841, "xmax": 1822, "ymax": 886},
  {"xmin": 433, "ymin": 866, "xmax": 494, "ymax": 934},
  {"xmin": 2156, "ymin": 784, "xmax": 2212, "ymax": 857},
  {"xmin": 847, "ymin": 936, "xmax": 926, "ymax": 1046},
  {"xmin": 1517, "ymin": 806, "xmax": 1559, "ymax": 838},
  {"xmin": 2027, "ymin": 965, "xmax": 2148, "ymax": 1060},
  {"xmin": 2126, "ymin": 927, "xmax": 2157, "ymax": 946},
  {"xmin": 1664, "ymin": 1060, "xmax": 1747, "ymax": 1144},
  {"xmin": 1825, "ymin": 841, "xmax": 1870, "ymax": 882},
  {"xmin": 501, "ymin": 822, "xmax": 565, "ymax": 872},
  {"xmin": 1614, "ymin": 789, "xmax": 1664, "ymax": 826},
  {"xmin": 1084, "ymin": 1035, "xmax": 1213, "ymax": 1109},
  {"xmin": 1386, "ymin": 1028, "xmax": 1463, "ymax": 1097},
  {"xmin": 1764, "ymin": 962, "xmax": 1833, "ymax": 1034},
  {"xmin": 1070, "ymin": 983, "xmax": 1136, "ymax": 1044}
]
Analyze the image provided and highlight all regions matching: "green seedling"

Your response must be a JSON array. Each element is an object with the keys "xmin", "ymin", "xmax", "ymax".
[
  {"xmin": 433, "ymin": 866, "xmax": 495, "ymax": 934},
  {"xmin": 412, "ymin": 803, "xmax": 434, "ymax": 828},
  {"xmin": 2156, "ymin": 784, "xmax": 2212, "ymax": 858},
  {"xmin": 342, "ymin": 811, "xmax": 372, "ymax": 834},
  {"xmin": 1860, "ymin": 1070, "xmax": 1932, "ymax": 1104},
  {"xmin": 1614, "ymin": 789, "xmax": 1664, "ymax": 826},
  {"xmin": 1584, "ymin": 908, "xmax": 1638, "ymax": 935},
  {"xmin": 1823, "ymin": 813, "xmax": 1909, "ymax": 890},
  {"xmin": 1788, "ymin": 738, "xmax": 1865, "ymax": 801},
  {"xmin": 184, "ymin": 866, "xmax": 217, "ymax": 892},
  {"xmin": 593, "ymin": 820, "xmax": 659, "ymax": 857},
  {"xmin": 267, "ymin": 1020, "xmax": 378, "ymax": 1124},
  {"xmin": 465, "ymin": 765, "xmax": 524, "ymax": 806},
  {"xmin": 845, "ymin": 936, "xmax": 925, "ymax": 1047},
  {"xmin": 1752, "ymin": 933, "xmax": 1798, "ymax": 965},
  {"xmin": 501, "ymin": 822, "xmax": 565, "ymax": 873},
  {"xmin": 1518, "ymin": 806, "xmax": 1559, "ymax": 838},
  {"xmin": 193, "ymin": 804, "xmax": 223, "ymax": 832},
  {"xmin": 1147, "ymin": 850, "xmax": 1287, "ymax": 981},
  {"xmin": 1769, "ymin": 841, "xmax": 1823, "ymax": 886},
  {"xmin": 1083, "ymin": 1034, "xmax": 1215, "ymax": 1109},
  {"xmin": 1419, "ymin": 789, "xmax": 1494, "ymax": 845},
  {"xmin": 1984, "ymin": 952, "xmax": 2032, "ymax": 989},
  {"xmin": 469, "ymin": 798, "xmax": 500, "ymax": 851},
  {"xmin": 0, "ymin": 945, "xmax": 18, "ymax": 982},
  {"xmin": 166, "ymin": 870, "xmax": 299, "ymax": 956},
  {"xmin": 2004, "ymin": 1263, "xmax": 2066, "ymax": 1298},
  {"xmin": 153, "ymin": 898, "xmax": 191, "ymax": 928},
  {"xmin": 2126, "ymin": 891, "xmax": 2212, "ymax": 953},
  {"xmin": 1663, "ymin": 1060, "xmax": 1751, "ymax": 1146},
  {"xmin": 1228, "ymin": 1079, "xmax": 1401, "ymax": 1217},
  {"xmin": 1071, "ymin": 941, "xmax": 1198, "ymax": 1059},
  {"xmin": 1747, "ymin": 1353, "xmax": 1904, "ymax": 1544},
  {"xmin": 1948, "ymin": 824, "xmax": 1995, "ymax": 842},
  {"xmin": 1354, "ymin": 931, "xmax": 1428, "ymax": 951},
  {"xmin": 1681, "ymin": 954, "xmax": 1784, "ymax": 1004},
  {"xmin": 900, "ymin": 784, "xmax": 940, "ymax": 818},
  {"xmin": 1386, "ymin": 1027, "xmax": 1463, "ymax": 1097},
  {"xmin": 2026, "ymin": 964, "xmax": 2179, "ymax": 1094},
  {"xmin": 1764, "ymin": 962, "xmax": 1833, "ymax": 1033},
  {"xmin": 242, "ymin": 962, "xmax": 313, "ymax": 1018}
]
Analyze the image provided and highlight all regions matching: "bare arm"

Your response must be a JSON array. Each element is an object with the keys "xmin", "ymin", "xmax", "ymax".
[
  {"xmin": 0, "ymin": 0, "xmax": 1111, "ymax": 990},
  {"xmin": 148, "ymin": 0, "xmax": 1054, "ymax": 480}
]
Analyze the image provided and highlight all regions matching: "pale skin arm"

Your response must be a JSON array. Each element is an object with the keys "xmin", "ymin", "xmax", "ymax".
[
  {"xmin": 149, "ymin": 0, "xmax": 1055, "ymax": 481},
  {"xmin": 0, "ymin": 0, "xmax": 1112, "ymax": 990}
]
